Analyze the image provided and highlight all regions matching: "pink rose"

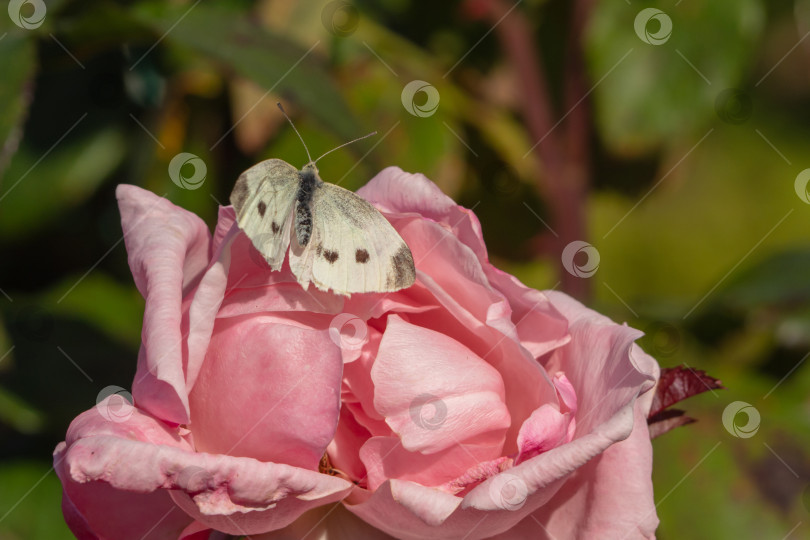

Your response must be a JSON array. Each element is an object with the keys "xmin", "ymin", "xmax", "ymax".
[{"xmin": 55, "ymin": 167, "xmax": 660, "ymax": 539}]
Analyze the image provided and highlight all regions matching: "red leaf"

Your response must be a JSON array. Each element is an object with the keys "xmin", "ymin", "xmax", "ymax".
[
  {"xmin": 647, "ymin": 409, "xmax": 696, "ymax": 439},
  {"xmin": 647, "ymin": 365, "xmax": 724, "ymax": 438}
]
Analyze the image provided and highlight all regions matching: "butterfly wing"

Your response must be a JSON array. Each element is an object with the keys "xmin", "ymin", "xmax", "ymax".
[
  {"xmin": 289, "ymin": 183, "xmax": 415, "ymax": 295},
  {"xmin": 230, "ymin": 159, "xmax": 299, "ymax": 270}
]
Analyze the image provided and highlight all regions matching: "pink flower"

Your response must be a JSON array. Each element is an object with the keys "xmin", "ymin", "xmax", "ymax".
[{"xmin": 55, "ymin": 167, "xmax": 660, "ymax": 539}]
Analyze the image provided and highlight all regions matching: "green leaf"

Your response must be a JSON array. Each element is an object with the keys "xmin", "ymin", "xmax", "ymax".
[
  {"xmin": 44, "ymin": 272, "xmax": 144, "ymax": 348},
  {"xmin": 52, "ymin": 0, "xmax": 155, "ymax": 46},
  {"xmin": 0, "ymin": 15, "xmax": 37, "ymax": 176},
  {"xmin": 0, "ymin": 461, "xmax": 74, "ymax": 540},
  {"xmin": 717, "ymin": 249, "xmax": 810, "ymax": 310},
  {"xmin": 131, "ymin": 1, "xmax": 362, "ymax": 142},
  {"xmin": 591, "ymin": 122, "xmax": 809, "ymax": 316},
  {"xmin": 586, "ymin": 0, "xmax": 765, "ymax": 155},
  {"xmin": 0, "ymin": 385, "xmax": 45, "ymax": 434},
  {"xmin": 654, "ymin": 428, "xmax": 795, "ymax": 540},
  {"xmin": 0, "ymin": 128, "xmax": 127, "ymax": 239}
]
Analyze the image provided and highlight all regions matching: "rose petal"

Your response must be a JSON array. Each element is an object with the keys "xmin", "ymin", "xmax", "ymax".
[
  {"xmin": 57, "ymin": 403, "xmax": 352, "ymax": 536},
  {"xmin": 402, "ymin": 269, "xmax": 559, "ymax": 455},
  {"xmin": 552, "ymin": 372, "xmax": 577, "ymax": 414},
  {"xmin": 541, "ymin": 291, "xmax": 659, "ymax": 435},
  {"xmin": 465, "ymin": 396, "xmax": 640, "ymax": 512},
  {"xmin": 178, "ymin": 521, "xmax": 213, "ymax": 540},
  {"xmin": 346, "ymin": 474, "xmax": 558, "ymax": 539},
  {"xmin": 371, "ymin": 316, "xmax": 510, "ymax": 454},
  {"xmin": 345, "ymin": 400, "xmax": 392, "ymax": 440},
  {"xmin": 440, "ymin": 455, "xmax": 511, "ymax": 494},
  {"xmin": 189, "ymin": 317, "xmax": 342, "ymax": 470},
  {"xmin": 184, "ymin": 224, "xmax": 239, "ymax": 395},
  {"xmin": 254, "ymin": 504, "xmax": 396, "ymax": 540},
  {"xmin": 342, "ymin": 327, "xmax": 388, "ymax": 427},
  {"xmin": 360, "ymin": 167, "xmax": 570, "ymax": 358},
  {"xmin": 514, "ymin": 405, "xmax": 571, "ymax": 465},
  {"xmin": 327, "ymin": 405, "xmax": 372, "ymax": 483},
  {"xmin": 349, "ymin": 173, "xmax": 567, "ymax": 457},
  {"xmin": 345, "ymin": 291, "xmax": 659, "ymax": 538},
  {"xmin": 117, "ymin": 185, "xmax": 212, "ymax": 425},
  {"xmin": 55, "ymin": 402, "xmax": 198, "ymax": 540},
  {"xmin": 347, "ymin": 480, "xmax": 462, "ymax": 532},
  {"xmin": 388, "ymin": 216, "xmax": 504, "ymax": 330},
  {"xmin": 553, "ymin": 371, "xmax": 578, "ymax": 442},
  {"xmin": 56, "ymin": 454, "xmax": 195, "ymax": 540},
  {"xmin": 504, "ymin": 397, "xmax": 658, "ymax": 539},
  {"xmin": 485, "ymin": 266, "xmax": 570, "ymax": 358},
  {"xmin": 366, "ymin": 192, "xmax": 564, "ymax": 453},
  {"xmin": 342, "ymin": 282, "xmax": 440, "ymax": 322},
  {"xmin": 212, "ymin": 206, "xmax": 236, "ymax": 252},
  {"xmin": 66, "ymin": 395, "xmax": 189, "ymax": 449},
  {"xmin": 359, "ymin": 436, "xmax": 505, "ymax": 492}
]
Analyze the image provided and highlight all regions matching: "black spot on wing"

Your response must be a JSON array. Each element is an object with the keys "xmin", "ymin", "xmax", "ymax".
[
  {"xmin": 323, "ymin": 250, "xmax": 339, "ymax": 263},
  {"xmin": 271, "ymin": 221, "xmax": 280, "ymax": 233},
  {"xmin": 386, "ymin": 244, "xmax": 415, "ymax": 290},
  {"xmin": 257, "ymin": 201, "xmax": 267, "ymax": 217},
  {"xmin": 355, "ymin": 249, "xmax": 369, "ymax": 263}
]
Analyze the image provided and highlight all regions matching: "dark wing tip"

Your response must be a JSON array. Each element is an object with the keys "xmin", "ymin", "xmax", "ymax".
[
  {"xmin": 230, "ymin": 175, "xmax": 250, "ymax": 211},
  {"xmin": 389, "ymin": 244, "xmax": 416, "ymax": 290}
]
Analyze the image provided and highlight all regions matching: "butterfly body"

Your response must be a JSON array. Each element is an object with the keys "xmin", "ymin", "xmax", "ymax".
[
  {"xmin": 230, "ymin": 158, "xmax": 415, "ymax": 296},
  {"xmin": 294, "ymin": 164, "xmax": 321, "ymax": 246}
]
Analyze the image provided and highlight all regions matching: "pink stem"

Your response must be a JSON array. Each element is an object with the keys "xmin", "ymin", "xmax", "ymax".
[{"xmin": 469, "ymin": 0, "xmax": 593, "ymax": 301}]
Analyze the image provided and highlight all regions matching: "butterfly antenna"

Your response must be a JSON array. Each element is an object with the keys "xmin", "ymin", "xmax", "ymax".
[
  {"xmin": 277, "ymin": 102, "xmax": 313, "ymax": 164},
  {"xmin": 313, "ymin": 131, "xmax": 377, "ymax": 165}
]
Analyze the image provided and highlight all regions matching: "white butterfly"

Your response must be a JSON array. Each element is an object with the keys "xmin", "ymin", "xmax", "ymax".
[{"xmin": 229, "ymin": 104, "xmax": 415, "ymax": 297}]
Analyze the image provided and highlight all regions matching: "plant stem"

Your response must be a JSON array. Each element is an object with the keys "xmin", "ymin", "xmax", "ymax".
[{"xmin": 469, "ymin": 0, "xmax": 593, "ymax": 301}]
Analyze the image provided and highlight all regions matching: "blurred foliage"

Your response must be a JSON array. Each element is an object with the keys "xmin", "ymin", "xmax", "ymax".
[
  {"xmin": 587, "ymin": 0, "xmax": 764, "ymax": 154},
  {"xmin": 0, "ymin": 461, "xmax": 73, "ymax": 539},
  {"xmin": 0, "ymin": 0, "xmax": 809, "ymax": 539},
  {"xmin": 0, "ymin": 7, "xmax": 37, "ymax": 175}
]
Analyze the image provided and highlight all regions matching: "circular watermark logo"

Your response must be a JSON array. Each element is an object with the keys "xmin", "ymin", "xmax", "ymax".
[
  {"xmin": 722, "ymin": 401, "xmax": 760, "ymax": 438},
  {"xmin": 634, "ymin": 8, "xmax": 672, "ymax": 46},
  {"xmin": 409, "ymin": 393, "xmax": 447, "ymax": 431},
  {"xmin": 8, "ymin": 0, "xmax": 46, "ymax": 30},
  {"xmin": 321, "ymin": 1, "xmax": 359, "ymax": 37},
  {"xmin": 95, "ymin": 385, "xmax": 135, "ymax": 423},
  {"xmin": 715, "ymin": 89, "xmax": 753, "ymax": 125},
  {"xmin": 488, "ymin": 473, "xmax": 528, "ymax": 511},
  {"xmin": 401, "ymin": 80, "xmax": 440, "ymax": 118},
  {"xmin": 561, "ymin": 240, "xmax": 600, "ymax": 278},
  {"xmin": 646, "ymin": 322, "xmax": 681, "ymax": 358},
  {"xmin": 794, "ymin": 169, "xmax": 810, "ymax": 204},
  {"xmin": 168, "ymin": 152, "xmax": 207, "ymax": 190},
  {"xmin": 328, "ymin": 313, "xmax": 368, "ymax": 352},
  {"xmin": 176, "ymin": 465, "xmax": 213, "ymax": 492}
]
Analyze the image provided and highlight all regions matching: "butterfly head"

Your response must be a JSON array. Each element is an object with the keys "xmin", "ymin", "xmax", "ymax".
[
  {"xmin": 300, "ymin": 162, "xmax": 323, "ymax": 186},
  {"xmin": 301, "ymin": 162, "xmax": 323, "ymax": 185}
]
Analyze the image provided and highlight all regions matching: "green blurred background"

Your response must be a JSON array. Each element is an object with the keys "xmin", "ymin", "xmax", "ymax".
[{"xmin": 1, "ymin": 0, "xmax": 809, "ymax": 538}]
